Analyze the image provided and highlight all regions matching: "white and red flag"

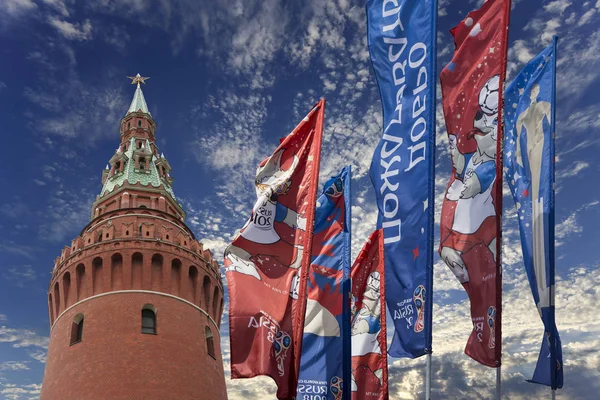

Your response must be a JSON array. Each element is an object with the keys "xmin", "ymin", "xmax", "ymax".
[
  {"xmin": 225, "ymin": 100, "xmax": 325, "ymax": 399},
  {"xmin": 350, "ymin": 229, "xmax": 388, "ymax": 400},
  {"xmin": 439, "ymin": 0, "xmax": 511, "ymax": 367}
]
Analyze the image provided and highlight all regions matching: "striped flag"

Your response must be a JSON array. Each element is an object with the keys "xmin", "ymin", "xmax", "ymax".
[
  {"xmin": 298, "ymin": 166, "xmax": 352, "ymax": 400},
  {"xmin": 504, "ymin": 38, "xmax": 564, "ymax": 389}
]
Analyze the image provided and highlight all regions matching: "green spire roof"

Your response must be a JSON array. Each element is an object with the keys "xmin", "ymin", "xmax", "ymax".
[{"xmin": 127, "ymin": 83, "xmax": 151, "ymax": 116}]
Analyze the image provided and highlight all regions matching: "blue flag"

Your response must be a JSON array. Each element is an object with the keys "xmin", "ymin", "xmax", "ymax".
[
  {"xmin": 298, "ymin": 166, "xmax": 351, "ymax": 400},
  {"xmin": 366, "ymin": 0, "xmax": 437, "ymax": 358},
  {"xmin": 504, "ymin": 37, "xmax": 564, "ymax": 389}
]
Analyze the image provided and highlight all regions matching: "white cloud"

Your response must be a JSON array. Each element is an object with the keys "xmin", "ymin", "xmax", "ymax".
[
  {"xmin": 1, "ymin": 0, "xmax": 36, "ymax": 18},
  {"xmin": 0, "ymin": 383, "xmax": 42, "ymax": 400},
  {"xmin": 42, "ymin": 0, "xmax": 68, "ymax": 17},
  {"xmin": 0, "ymin": 326, "xmax": 49, "ymax": 349},
  {"xmin": 2, "ymin": 265, "xmax": 37, "ymax": 287},
  {"xmin": 0, "ymin": 362, "xmax": 29, "ymax": 372},
  {"xmin": 543, "ymin": 0, "xmax": 572, "ymax": 14},
  {"xmin": 47, "ymin": 17, "xmax": 93, "ymax": 41}
]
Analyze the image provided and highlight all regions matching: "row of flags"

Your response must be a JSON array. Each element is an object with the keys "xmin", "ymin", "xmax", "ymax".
[{"xmin": 224, "ymin": 0, "xmax": 563, "ymax": 398}]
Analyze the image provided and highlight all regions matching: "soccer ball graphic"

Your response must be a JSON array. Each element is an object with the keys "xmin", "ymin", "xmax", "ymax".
[
  {"xmin": 273, "ymin": 330, "xmax": 291, "ymax": 377},
  {"xmin": 330, "ymin": 376, "xmax": 343, "ymax": 400},
  {"xmin": 478, "ymin": 75, "xmax": 500, "ymax": 115},
  {"xmin": 413, "ymin": 285, "xmax": 426, "ymax": 333},
  {"xmin": 325, "ymin": 177, "xmax": 344, "ymax": 198},
  {"xmin": 487, "ymin": 306, "xmax": 497, "ymax": 349}
]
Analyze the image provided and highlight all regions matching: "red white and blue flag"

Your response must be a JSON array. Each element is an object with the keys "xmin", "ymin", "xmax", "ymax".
[
  {"xmin": 350, "ymin": 230, "xmax": 388, "ymax": 400},
  {"xmin": 504, "ymin": 38, "xmax": 563, "ymax": 388},
  {"xmin": 298, "ymin": 166, "xmax": 352, "ymax": 400},
  {"xmin": 225, "ymin": 100, "xmax": 324, "ymax": 399},
  {"xmin": 439, "ymin": 0, "xmax": 511, "ymax": 367}
]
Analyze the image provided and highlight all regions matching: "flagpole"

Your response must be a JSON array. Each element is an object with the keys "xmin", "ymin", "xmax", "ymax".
[
  {"xmin": 425, "ymin": 1, "xmax": 438, "ymax": 399},
  {"xmin": 293, "ymin": 99, "xmax": 325, "ymax": 395},
  {"xmin": 342, "ymin": 166, "xmax": 352, "ymax": 400},
  {"xmin": 425, "ymin": 353, "xmax": 432, "ymax": 399},
  {"xmin": 496, "ymin": 367, "xmax": 501, "ymax": 400},
  {"xmin": 549, "ymin": 35, "xmax": 559, "ymax": 400}
]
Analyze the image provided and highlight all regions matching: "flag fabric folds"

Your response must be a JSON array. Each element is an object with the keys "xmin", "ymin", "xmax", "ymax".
[
  {"xmin": 351, "ymin": 229, "xmax": 388, "ymax": 400},
  {"xmin": 366, "ymin": 0, "xmax": 437, "ymax": 359},
  {"xmin": 439, "ymin": 0, "xmax": 511, "ymax": 367},
  {"xmin": 504, "ymin": 38, "xmax": 564, "ymax": 389},
  {"xmin": 225, "ymin": 100, "xmax": 325, "ymax": 399},
  {"xmin": 298, "ymin": 166, "xmax": 352, "ymax": 400}
]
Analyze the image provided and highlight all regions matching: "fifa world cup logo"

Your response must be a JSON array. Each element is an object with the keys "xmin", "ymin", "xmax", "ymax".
[
  {"xmin": 273, "ymin": 330, "xmax": 291, "ymax": 377},
  {"xmin": 413, "ymin": 285, "xmax": 426, "ymax": 333},
  {"xmin": 487, "ymin": 306, "xmax": 496, "ymax": 349},
  {"xmin": 330, "ymin": 376, "xmax": 343, "ymax": 400}
]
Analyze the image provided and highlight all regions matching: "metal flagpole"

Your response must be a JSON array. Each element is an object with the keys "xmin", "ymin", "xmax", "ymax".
[
  {"xmin": 496, "ymin": 366, "xmax": 501, "ymax": 400},
  {"xmin": 425, "ymin": 353, "xmax": 432, "ymax": 399},
  {"xmin": 549, "ymin": 35, "xmax": 559, "ymax": 400}
]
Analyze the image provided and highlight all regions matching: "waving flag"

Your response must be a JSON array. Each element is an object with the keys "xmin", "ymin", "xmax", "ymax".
[
  {"xmin": 504, "ymin": 38, "xmax": 563, "ymax": 389},
  {"xmin": 298, "ymin": 166, "xmax": 352, "ymax": 400},
  {"xmin": 366, "ymin": 0, "xmax": 437, "ymax": 359},
  {"xmin": 439, "ymin": 0, "xmax": 511, "ymax": 367},
  {"xmin": 351, "ymin": 230, "xmax": 388, "ymax": 400},
  {"xmin": 225, "ymin": 100, "xmax": 325, "ymax": 399}
]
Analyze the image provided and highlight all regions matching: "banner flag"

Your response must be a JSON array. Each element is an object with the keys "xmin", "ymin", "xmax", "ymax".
[
  {"xmin": 350, "ymin": 229, "xmax": 388, "ymax": 400},
  {"xmin": 225, "ymin": 100, "xmax": 325, "ymax": 399},
  {"xmin": 298, "ymin": 166, "xmax": 352, "ymax": 400},
  {"xmin": 504, "ymin": 38, "xmax": 564, "ymax": 388},
  {"xmin": 439, "ymin": 0, "xmax": 511, "ymax": 367},
  {"xmin": 366, "ymin": 0, "xmax": 438, "ymax": 359}
]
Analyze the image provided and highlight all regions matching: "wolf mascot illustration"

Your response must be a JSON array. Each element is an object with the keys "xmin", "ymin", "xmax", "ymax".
[
  {"xmin": 224, "ymin": 148, "xmax": 307, "ymax": 282},
  {"xmin": 440, "ymin": 75, "xmax": 500, "ymax": 283}
]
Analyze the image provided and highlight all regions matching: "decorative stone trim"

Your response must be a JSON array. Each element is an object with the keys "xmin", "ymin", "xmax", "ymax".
[{"xmin": 51, "ymin": 290, "xmax": 221, "ymax": 333}]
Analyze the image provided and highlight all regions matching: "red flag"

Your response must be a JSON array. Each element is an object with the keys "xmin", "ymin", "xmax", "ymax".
[
  {"xmin": 225, "ymin": 100, "xmax": 325, "ymax": 399},
  {"xmin": 350, "ymin": 230, "xmax": 388, "ymax": 400},
  {"xmin": 439, "ymin": 0, "xmax": 510, "ymax": 367}
]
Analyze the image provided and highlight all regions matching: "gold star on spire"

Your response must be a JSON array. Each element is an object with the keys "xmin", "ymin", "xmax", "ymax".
[{"xmin": 127, "ymin": 73, "xmax": 150, "ymax": 86}]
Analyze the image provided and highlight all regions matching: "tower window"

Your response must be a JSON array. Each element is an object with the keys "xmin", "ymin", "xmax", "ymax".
[
  {"xmin": 138, "ymin": 120, "xmax": 142, "ymax": 127},
  {"xmin": 141, "ymin": 305, "xmax": 157, "ymax": 334},
  {"xmin": 139, "ymin": 158, "xmax": 146, "ymax": 170},
  {"xmin": 127, "ymin": 122, "xmax": 130, "ymax": 129},
  {"xmin": 70, "ymin": 314, "xmax": 84, "ymax": 345},
  {"xmin": 205, "ymin": 326, "xmax": 215, "ymax": 359}
]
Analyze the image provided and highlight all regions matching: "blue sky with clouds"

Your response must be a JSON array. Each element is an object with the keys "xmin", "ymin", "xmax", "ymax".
[{"xmin": 0, "ymin": 0, "xmax": 599, "ymax": 399}]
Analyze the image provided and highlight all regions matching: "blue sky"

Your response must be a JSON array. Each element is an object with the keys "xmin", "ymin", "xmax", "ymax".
[{"xmin": 0, "ymin": 0, "xmax": 599, "ymax": 398}]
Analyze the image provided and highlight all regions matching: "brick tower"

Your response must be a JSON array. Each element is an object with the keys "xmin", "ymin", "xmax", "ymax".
[{"xmin": 41, "ymin": 75, "xmax": 227, "ymax": 400}]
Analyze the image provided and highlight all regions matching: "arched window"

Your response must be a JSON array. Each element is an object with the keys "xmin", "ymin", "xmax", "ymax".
[
  {"xmin": 212, "ymin": 286, "xmax": 219, "ymax": 318},
  {"xmin": 203, "ymin": 276, "xmax": 211, "ymax": 310},
  {"xmin": 138, "ymin": 120, "xmax": 142, "ymax": 127},
  {"xmin": 71, "ymin": 314, "xmax": 84, "ymax": 345},
  {"xmin": 141, "ymin": 305, "xmax": 156, "ymax": 334},
  {"xmin": 205, "ymin": 326, "xmax": 215, "ymax": 359}
]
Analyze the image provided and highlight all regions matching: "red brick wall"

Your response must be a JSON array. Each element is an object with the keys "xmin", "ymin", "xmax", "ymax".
[
  {"xmin": 43, "ymin": 206, "xmax": 226, "ymax": 400},
  {"xmin": 41, "ymin": 292, "xmax": 227, "ymax": 400}
]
